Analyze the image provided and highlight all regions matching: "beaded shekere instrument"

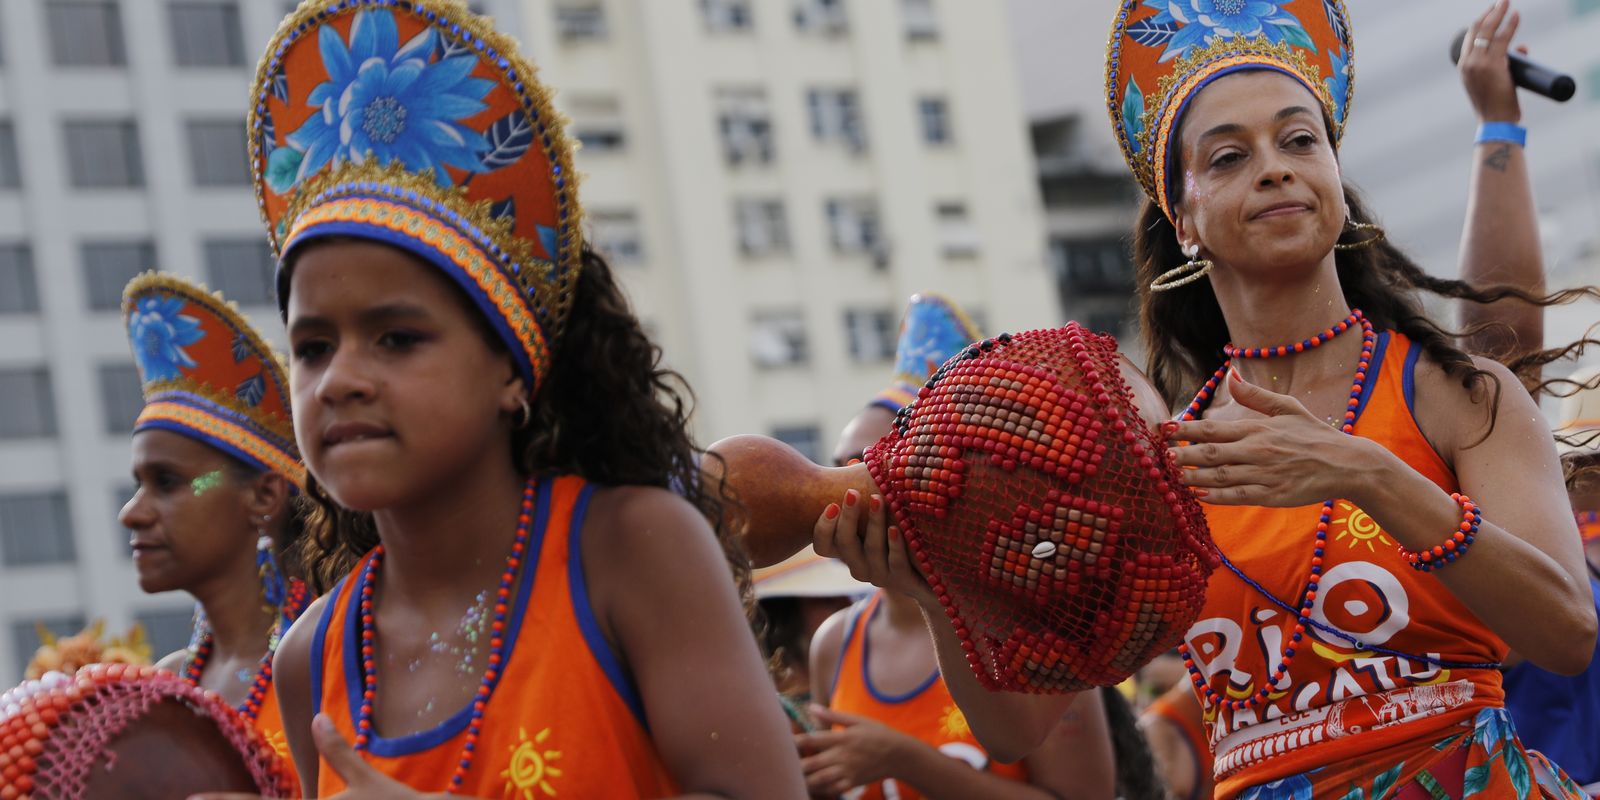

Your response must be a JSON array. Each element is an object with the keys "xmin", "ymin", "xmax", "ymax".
[
  {"xmin": 0, "ymin": 664, "xmax": 294, "ymax": 800},
  {"xmin": 711, "ymin": 324, "xmax": 1218, "ymax": 692}
]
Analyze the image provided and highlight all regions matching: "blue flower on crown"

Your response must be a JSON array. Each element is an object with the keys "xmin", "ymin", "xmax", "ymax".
[
  {"xmin": 1325, "ymin": 44, "xmax": 1351, "ymax": 124},
  {"xmin": 128, "ymin": 295, "xmax": 205, "ymax": 383},
  {"xmin": 894, "ymin": 299, "xmax": 979, "ymax": 383},
  {"xmin": 270, "ymin": 9, "xmax": 494, "ymax": 193},
  {"xmin": 1132, "ymin": 0, "xmax": 1314, "ymax": 63}
]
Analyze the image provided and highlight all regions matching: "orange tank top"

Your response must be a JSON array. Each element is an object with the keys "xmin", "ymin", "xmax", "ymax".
[
  {"xmin": 1183, "ymin": 333, "xmax": 1507, "ymax": 797},
  {"xmin": 1141, "ymin": 684, "xmax": 1210, "ymax": 800},
  {"xmin": 828, "ymin": 592, "xmax": 1028, "ymax": 800},
  {"xmin": 310, "ymin": 476, "xmax": 678, "ymax": 798}
]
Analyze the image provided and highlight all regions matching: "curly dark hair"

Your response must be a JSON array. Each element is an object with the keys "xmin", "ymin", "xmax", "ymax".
[
  {"xmin": 1098, "ymin": 687, "xmax": 1164, "ymax": 800},
  {"xmin": 289, "ymin": 244, "xmax": 749, "ymax": 612},
  {"xmin": 1134, "ymin": 185, "xmax": 1599, "ymax": 440}
]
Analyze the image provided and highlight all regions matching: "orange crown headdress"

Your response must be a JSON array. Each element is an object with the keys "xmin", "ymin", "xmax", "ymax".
[
  {"xmin": 122, "ymin": 273, "xmax": 305, "ymax": 490},
  {"xmin": 249, "ymin": 0, "xmax": 583, "ymax": 392},
  {"xmin": 1106, "ymin": 0, "xmax": 1355, "ymax": 219}
]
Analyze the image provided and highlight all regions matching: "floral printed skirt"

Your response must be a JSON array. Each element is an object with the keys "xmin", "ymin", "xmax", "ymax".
[{"xmin": 1238, "ymin": 708, "xmax": 1585, "ymax": 800}]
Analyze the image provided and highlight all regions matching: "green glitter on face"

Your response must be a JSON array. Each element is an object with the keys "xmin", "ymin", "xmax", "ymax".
[{"xmin": 191, "ymin": 470, "xmax": 225, "ymax": 497}]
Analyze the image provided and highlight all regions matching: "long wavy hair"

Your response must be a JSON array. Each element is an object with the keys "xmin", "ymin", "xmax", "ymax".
[
  {"xmin": 1134, "ymin": 184, "xmax": 1600, "ymax": 447},
  {"xmin": 290, "ymin": 244, "xmax": 749, "ymax": 612}
]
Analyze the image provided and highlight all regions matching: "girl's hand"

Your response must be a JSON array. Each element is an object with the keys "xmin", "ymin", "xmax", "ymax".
[
  {"xmin": 190, "ymin": 715, "xmax": 443, "ymax": 800},
  {"xmin": 1172, "ymin": 371, "xmax": 1384, "ymax": 508},
  {"xmin": 794, "ymin": 705, "xmax": 919, "ymax": 797},
  {"xmin": 1460, "ymin": 0, "xmax": 1524, "ymax": 123},
  {"xmin": 812, "ymin": 489, "xmax": 936, "ymax": 607}
]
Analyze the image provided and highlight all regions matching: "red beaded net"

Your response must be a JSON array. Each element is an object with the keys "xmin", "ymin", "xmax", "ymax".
[
  {"xmin": 0, "ymin": 664, "xmax": 293, "ymax": 800},
  {"xmin": 864, "ymin": 325, "xmax": 1217, "ymax": 693}
]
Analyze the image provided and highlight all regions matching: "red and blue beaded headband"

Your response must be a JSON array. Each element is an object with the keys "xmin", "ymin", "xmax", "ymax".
[
  {"xmin": 1106, "ymin": 0, "xmax": 1355, "ymax": 220},
  {"xmin": 249, "ymin": 0, "xmax": 583, "ymax": 392},
  {"xmin": 123, "ymin": 273, "xmax": 306, "ymax": 491}
]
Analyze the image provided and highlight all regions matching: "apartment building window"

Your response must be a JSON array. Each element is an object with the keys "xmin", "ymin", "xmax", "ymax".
[
  {"xmin": 82, "ymin": 241, "xmax": 155, "ymax": 311},
  {"xmin": 567, "ymin": 96, "xmax": 626, "ymax": 154},
  {"xmin": 63, "ymin": 121, "xmax": 144, "ymax": 188},
  {"xmin": 716, "ymin": 88, "xmax": 774, "ymax": 166},
  {"xmin": 204, "ymin": 239, "xmax": 277, "ymax": 306},
  {"xmin": 702, "ymin": 0, "xmax": 753, "ymax": 32},
  {"xmin": 0, "ymin": 369, "xmax": 57, "ymax": 439},
  {"xmin": 751, "ymin": 311, "xmax": 809, "ymax": 368},
  {"xmin": 918, "ymin": 97, "xmax": 952, "ymax": 146},
  {"xmin": 186, "ymin": 120, "xmax": 249, "ymax": 186},
  {"xmin": 1050, "ymin": 237, "xmax": 1132, "ymax": 295},
  {"xmin": 936, "ymin": 202, "xmax": 979, "ymax": 258},
  {"xmin": 844, "ymin": 309, "xmax": 897, "ymax": 363},
  {"xmin": 0, "ymin": 491, "xmax": 76, "ymax": 566},
  {"xmin": 0, "ymin": 122, "xmax": 20, "ymax": 188},
  {"xmin": 772, "ymin": 425, "xmax": 823, "ymax": 464},
  {"xmin": 12, "ymin": 615, "xmax": 87, "ymax": 676},
  {"xmin": 807, "ymin": 89, "xmax": 866, "ymax": 153},
  {"xmin": 135, "ymin": 609, "xmax": 195, "ymax": 659},
  {"xmin": 555, "ymin": 1, "xmax": 607, "ymax": 41},
  {"xmin": 98, "ymin": 363, "xmax": 144, "ymax": 434},
  {"xmin": 0, "ymin": 245, "xmax": 39, "ymax": 314},
  {"xmin": 169, "ymin": 2, "xmax": 244, "ymax": 67},
  {"xmin": 589, "ymin": 211, "xmax": 644, "ymax": 265},
  {"xmin": 734, "ymin": 199, "xmax": 789, "ymax": 256},
  {"xmin": 902, "ymin": 0, "xmax": 939, "ymax": 40},
  {"xmin": 48, "ymin": 2, "xmax": 127, "ymax": 66},
  {"xmin": 825, "ymin": 198, "xmax": 881, "ymax": 256},
  {"xmin": 793, "ymin": 0, "xmax": 847, "ymax": 35}
]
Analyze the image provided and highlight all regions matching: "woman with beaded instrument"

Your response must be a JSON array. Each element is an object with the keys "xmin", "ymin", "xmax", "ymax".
[
  {"xmin": 813, "ymin": 0, "xmax": 1600, "ymax": 797},
  {"xmin": 194, "ymin": 2, "xmax": 804, "ymax": 798},
  {"xmin": 117, "ymin": 272, "xmax": 312, "ymax": 786}
]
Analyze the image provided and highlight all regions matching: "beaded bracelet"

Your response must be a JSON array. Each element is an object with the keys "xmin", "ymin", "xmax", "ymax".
[{"xmin": 1399, "ymin": 493, "xmax": 1480, "ymax": 572}]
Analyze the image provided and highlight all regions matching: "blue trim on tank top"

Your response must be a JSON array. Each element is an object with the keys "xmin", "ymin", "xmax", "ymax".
[
  {"xmin": 861, "ymin": 596, "xmax": 941, "ymax": 704},
  {"xmin": 309, "ymin": 573, "xmax": 348, "ymax": 718},
  {"xmin": 566, "ymin": 482, "xmax": 650, "ymax": 728},
  {"xmin": 1402, "ymin": 338, "xmax": 1422, "ymax": 417},
  {"xmin": 339, "ymin": 479, "xmax": 552, "ymax": 757}
]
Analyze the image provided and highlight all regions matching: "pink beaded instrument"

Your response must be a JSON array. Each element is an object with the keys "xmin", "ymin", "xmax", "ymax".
[
  {"xmin": 714, "ymin": 324, "xmax": 1217, "ymax": 692},
  {"xmin": 0, "ymin": 664, "xmax": 294, "ymax": 800}
]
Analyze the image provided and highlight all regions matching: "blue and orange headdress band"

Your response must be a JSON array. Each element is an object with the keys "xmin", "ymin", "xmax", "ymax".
[
  {"xmin": 249, "ymin": 0, "xmax": 583, "ymax": 393},
  {"xmin": 122, "ymin": 273, "xmax": 306, "ymax": 491},
  {"xmin": 872, "ymin": 293, "xmax": 984, "ymax": 413},
  {"xmin": 1106, "ymin": 0, "xmax": 1355, "ymax": 219}
]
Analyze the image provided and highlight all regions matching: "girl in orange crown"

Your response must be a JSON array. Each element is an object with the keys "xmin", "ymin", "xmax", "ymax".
[
  {"xmin": 197, "ymin": 2, "xmax": 804, "ymax": 798},
  {"xmin": 117, "ymin": 272, "xmax": 312, "ymax": 787}
]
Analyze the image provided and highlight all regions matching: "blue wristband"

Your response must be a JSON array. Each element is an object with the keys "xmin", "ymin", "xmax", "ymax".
[{"xmin": 1475, "ymin": 121, "xmax": 1527, "ymax": 147}]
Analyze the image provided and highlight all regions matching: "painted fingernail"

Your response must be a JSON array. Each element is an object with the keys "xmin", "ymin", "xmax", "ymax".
[
  {"xmin": 1166, "ymin": 448, "xmax": 1178, "ymax": 462},
  {"xmin": 845, "ymin": 490, "xmax": 858, "ymax": 507},
  {"xmin": 824, "ymin": 503, "xmax": 840, "ymax": 520},
  {"xmin": 1228, "ymin": 365, "xmax": 1246, "ymax": 384},
  {"xmin": 888, "ymin": 526, "xmax": 901, "ymax": 542},
  {"xmin": 1192, "ymin": 487, "xmax": 1210, "ymax": 498},
  {"xmin": 869, "ymin": 495, "xmax": 882, "ymax": 512},
  {"xmin": 1161, "ymin": 420, "xmax": 1180, "ymax": 435}
]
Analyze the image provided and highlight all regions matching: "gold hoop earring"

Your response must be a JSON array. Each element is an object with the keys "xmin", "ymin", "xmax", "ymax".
[
  {"xmin": 514, "ymin": 396, "xmax": 533, "ymax": 430},
  {"xmin": 1335, "ymin": 220, "xmax": 1385, "ymax": 251},
  {"xmin": 1150, "ymin": 245, "xmax": 1214, "ymax": 292}
]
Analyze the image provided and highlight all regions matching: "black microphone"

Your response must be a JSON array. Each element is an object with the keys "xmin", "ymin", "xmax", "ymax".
[{"xmin": 1450, "ymin": 29, "xmax": 1577, "ymax": 102}]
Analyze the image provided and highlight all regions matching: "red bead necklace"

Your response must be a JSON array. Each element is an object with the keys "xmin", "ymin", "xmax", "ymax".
[
  {"xmin": 353, "ymin": 478, "xmax": 537, "ymax": 793},
  {"xmin": 183, "ymin": 578, "xmax": 311, "ymax": 721},
  {"xmin": 1177, "ymin": 309, "xmax": 1373, "ymax": 711}
]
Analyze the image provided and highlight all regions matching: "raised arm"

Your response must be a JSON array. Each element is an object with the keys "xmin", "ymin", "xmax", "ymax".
[{"xmin": 1455, "ymin": 1, "xmax": 1543, "ymax": 360}]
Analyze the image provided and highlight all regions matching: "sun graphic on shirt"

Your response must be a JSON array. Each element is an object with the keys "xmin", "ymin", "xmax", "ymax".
[
  {"xmin": 263, "ymin": 728, "xmax": 289, "ymax": 761},
  {"xmin": 940, "ymin": 704, "xmax": 971, "ymax": 740},
  {"xmin": 1332, "ymin": 501, "xmax": 1392, "ymax": 552},
  {"xmin": 501, "ymin": 727, "xmax": 563, "ymax": 798}
]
